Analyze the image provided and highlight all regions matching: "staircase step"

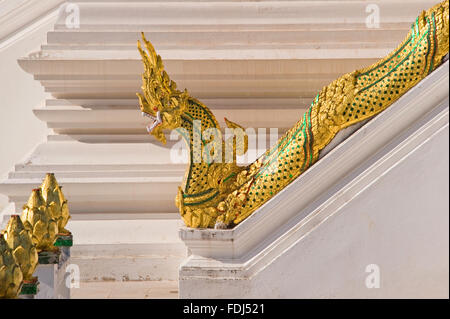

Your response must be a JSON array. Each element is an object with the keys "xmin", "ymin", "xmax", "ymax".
[{"xmin": 71, "ymin": 280, "xmax": 179, "ymax": 299}]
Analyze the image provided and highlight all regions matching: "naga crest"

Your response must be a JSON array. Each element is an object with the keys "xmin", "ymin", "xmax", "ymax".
[
  {"xmin": 137, "ymin": 33, "xmax": 189, "ymax": 144},
  {"xmin": 137, "ymin": 33, "xmax": 251, "ymax": 228}
]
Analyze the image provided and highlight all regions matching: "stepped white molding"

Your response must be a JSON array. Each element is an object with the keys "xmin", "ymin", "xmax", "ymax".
[
  {"xmin": 69, "ymin": 218, "xmax": 187, "ymax": 281},
  {"xmin": 0, "ymin": 0, "xmax": 63, "ymax": 211},
  {"xmin": 0, "ymin": 0, "xmax": 444, "ymax": 282},
  {"xmin": 0, "ymin": 0, "xmax": 64, "ymax": 47},
  {"xmin": 178, "ymin": 62, "xmax": 449, "ymax": 298}
]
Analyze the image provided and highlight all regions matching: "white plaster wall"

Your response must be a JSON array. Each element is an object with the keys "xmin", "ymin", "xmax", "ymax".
[
  {"xmin": 0, "ymin": 16, "xmax": 56, "ymax": 211},
  {"xmin": 180, "ymin": 120, "xmax": 449, "ymax": 298},
  {"xmin": 253, "ymin": 126, "xmax": 449, "ymax": 298}
]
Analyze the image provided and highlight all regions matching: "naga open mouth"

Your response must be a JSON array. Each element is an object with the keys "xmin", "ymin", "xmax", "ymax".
[{"xmin": 142, "ymin": 110, "xmax": 162, "ymax": 133}]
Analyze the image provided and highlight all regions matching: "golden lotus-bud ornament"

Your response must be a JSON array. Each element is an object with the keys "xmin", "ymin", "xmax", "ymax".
[
  {"xmin": 21, "ymin": 188, "xmax": 58, "ymax": 251},
  {"xmin": 3, "ymin": 215, "xmax": 38, "ymax": 281},
  {"xmin": 41, "ymin": 173, "xmax": 71, "ymax": 235},
  {"xmin": 0, "ymin": 233, "xmax": 23, "ymax": 299},
  {"xmin": 57, "ymin": 186, "xmax": 70, "ymax": 235}
]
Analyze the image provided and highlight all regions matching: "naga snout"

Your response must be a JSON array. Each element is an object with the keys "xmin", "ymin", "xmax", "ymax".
[{"xmin": 142, "ymin": 110, "xmax": 162, "ymax": 133}]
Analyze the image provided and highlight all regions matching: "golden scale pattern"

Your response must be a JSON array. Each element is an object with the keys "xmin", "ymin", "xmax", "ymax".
[{"xmin": 137, "ymin": 0, "xmax": 449, "ymax": 228}]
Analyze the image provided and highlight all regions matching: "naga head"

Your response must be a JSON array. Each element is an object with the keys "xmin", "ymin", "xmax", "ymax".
[{"xmin": 137, "ymin": 33, "xmax": 188, "ymax": 144}]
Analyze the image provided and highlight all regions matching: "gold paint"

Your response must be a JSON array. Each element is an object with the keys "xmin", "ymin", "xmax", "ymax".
[
  {"xmin": 138, "ymin": 32, "xmax": 250, "ymax": 228},
  {"xmin": 21, "ymin": 188, "xmax": 58, "ymax": 251},
  {"xmin": 0, "ymin": 233, "xmax": 23, "ymax": 299},
  {"xmin": 3, "ymin": 215, "xmax": 38, "ymax": 281},
  {"xmin": 41, "ymin": 173, "xmax": 71, "ymax": 235},
  {"xmin": 137, "ymin": 1, "xmax": 449, "ymax": 228}
]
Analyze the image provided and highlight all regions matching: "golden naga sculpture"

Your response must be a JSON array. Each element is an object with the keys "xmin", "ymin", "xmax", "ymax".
[
  {"xmin": 137, "ymin": 1, "xmax": 449, "ymax": 229},
  {"xmin": 3, "ymin": 215, "xmax": 38, "ymax": 282},
  {"xmin": 21, "ymin": 188, "xmax": 58, "ymax": 251},
  {"xmin": 0, "ymin": 233, "xmax": 23, "ymax": 299},
  {"xmin": 41, "ymin": 173, "xmax": 71, "ymax": 235}
]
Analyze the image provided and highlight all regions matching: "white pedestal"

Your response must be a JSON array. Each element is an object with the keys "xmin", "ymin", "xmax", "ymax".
[{"xmin": 35, "ymin": 247, "xmax": 71, "ymax": 299}]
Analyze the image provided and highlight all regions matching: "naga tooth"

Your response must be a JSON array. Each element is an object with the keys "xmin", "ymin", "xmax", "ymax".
[
  {"xmin": 156, "ymin": 111, "xmax": 162, "ymax": 123},
  {"xmin": 147, "ymin": 122, "xmax": 157, "ymax": 132},
  {"xmin": 141, "ymin": 111, "xmax": 156, "ymax": 120}
]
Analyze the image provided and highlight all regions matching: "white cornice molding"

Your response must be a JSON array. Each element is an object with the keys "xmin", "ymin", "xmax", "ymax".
[
  {"xmin": 53, "ymin": 1, "xmax": 439, "ymax": 29},
  {"xmin": 14, "ymin": 0, "xmax": 441, "ymax": 135},
  {"xmin": 0, "ymin": 0, "xmax": 64, "ymax": 50}
]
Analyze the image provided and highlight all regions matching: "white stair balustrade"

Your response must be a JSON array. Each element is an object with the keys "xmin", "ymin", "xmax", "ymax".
[{"xmin": 179, "ymin": 62, "xmax": 449, "ymax": 298}]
